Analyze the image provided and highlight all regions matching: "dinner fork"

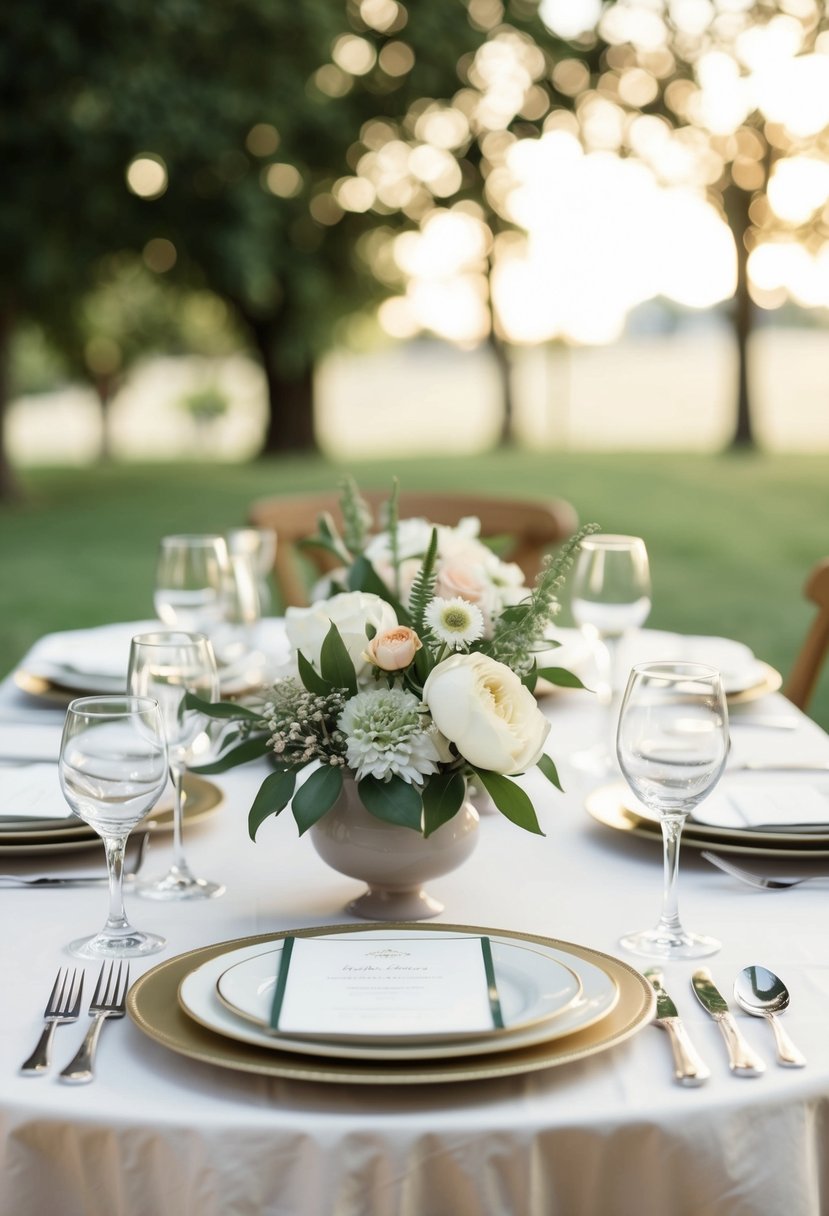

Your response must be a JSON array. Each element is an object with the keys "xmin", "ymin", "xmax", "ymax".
[
  {"xmin": 59, "ymin": 961, "xmax": 131, "ymax": 1084},
  {"xmin": 0, "ymin": 827, "xmax": 153, "ymax": 888},
  {"xmin": 701, "ymin": 850, "xmax": 829, "ymax": 890},
  {"xmin": 20, "ymin": 967, "xmax": 85, "ymax": 1074}
]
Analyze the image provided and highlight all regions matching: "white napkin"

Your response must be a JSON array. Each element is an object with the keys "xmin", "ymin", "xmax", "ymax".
[
  {"xmin": 29, "ymin": 621, "xmax": 159, "ymax": 682},
  {"xmin": 691, "ymin": 780, "xmax": 829, "ymax": 832},
  {"xmin": 0, "ymin": 764, "xmax": 72, "ymax": 822}
]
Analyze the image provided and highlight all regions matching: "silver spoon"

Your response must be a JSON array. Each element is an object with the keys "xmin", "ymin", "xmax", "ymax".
[{"xmin": 733, "ymin": 965, "xmax": 806, "ymax": 1068}]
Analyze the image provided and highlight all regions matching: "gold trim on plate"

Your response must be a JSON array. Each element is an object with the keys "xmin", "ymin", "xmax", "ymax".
[
  {"xmin": 725, "ymin": 662, "xmax": 782, "ymax": 705},
  {"xmin": 127, "ymin": 922, "xmax": 655, "ymax": 1086}
]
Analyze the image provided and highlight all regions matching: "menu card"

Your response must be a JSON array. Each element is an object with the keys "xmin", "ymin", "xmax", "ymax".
[
  {"xmin": 270, "ymin": 935, "xmax": 504, "ymax": 1038},
  {"xmin": 692, "ymin": 783, "xmax": 829, "ymax": 831}
]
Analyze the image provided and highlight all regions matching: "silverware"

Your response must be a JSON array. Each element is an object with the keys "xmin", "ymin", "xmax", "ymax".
[
  {"xmin": 0, "ymin": 830, "xmax": 152, "ymax": 889},
  {"xmin": 644, "ymin": 969, "xmax": 710, "ymax": 1086},
  {"xmin": 20, "ymin": 968, "xmax": 85, "ymax": 1074},
  {"xmin": 727, "ymin": 761, "xmax": 829, "ymax": 771},
  {"xmin": 59, "ymin": 961, "xmax": 130, "ymax": 1084},
  {"xmin": 701, "ymin": 851, "xmax": 829, "ymax": 890},
  {"xmin": 691, "ymin": 968, "xmax": 765, "ymax": 1076},
  {"xmin": 733, "ymin": 965, "xmax": 806, "ymax": 1068}
]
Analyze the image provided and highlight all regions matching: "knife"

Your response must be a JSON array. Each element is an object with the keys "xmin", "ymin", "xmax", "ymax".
[
  {"xmin": 644, "ymin": 969, "xmax": 710, "ymax": 1086},
  {"xmin": 691, "ymin": 969, "xmax": 766, "ymax": 1076}
]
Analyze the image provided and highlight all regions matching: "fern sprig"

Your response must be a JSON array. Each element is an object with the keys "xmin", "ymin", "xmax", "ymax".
[{"xmin": 408, "ymin": 526, "xmax": 439, "ymax": 634}]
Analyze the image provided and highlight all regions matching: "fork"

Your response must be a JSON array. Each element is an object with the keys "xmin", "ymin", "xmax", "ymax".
[
  {"xmin": 701, "ymin": 850, "xmax": 829, "ymax": 890},
  {"xmin": 20, "ymin": 968, "xmax": 85, "ymax": 1074},
  {"xmin": 0, "ymin": 828, "xmax": 152, "ymax": 889},
  {"xmin": 59, "ymin": 961, "xmax": 131, "ymax": 1084}
]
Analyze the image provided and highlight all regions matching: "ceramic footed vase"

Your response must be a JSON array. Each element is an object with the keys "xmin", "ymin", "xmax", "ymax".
[{"xmin": 308, "ymin": 774, "xmax": 479, "ymax": 921}]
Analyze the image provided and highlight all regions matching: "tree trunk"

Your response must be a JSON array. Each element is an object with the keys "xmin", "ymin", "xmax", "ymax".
[
  {"xmin": 0, "ymin": 309, "xmax": 23, "ymax": 502},
  {"xmin": 488, "ymin": 328, "xmax": 515, "ymax": 447},
  {"xmin": 246, "ymin": 318, "xmax": 317, "ymax": 454},
  {"xmin": 727, "ymin": 184, "xmax": 756, "ymax": 449}
]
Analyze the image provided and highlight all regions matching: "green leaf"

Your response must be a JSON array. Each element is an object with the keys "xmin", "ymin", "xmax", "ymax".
[
  {"xmin": 471, "ymin": 769, "xmax": 544, "ymax": 835},
  {"xmin": 358, "ymin": 775, "xmax": 423, "ymax": 831},
  {"xmin": 296, "ymin": 649, "xmax": 332, "ymax": 694},
  {"xmin": 537, "ymin": 752, "xmax": 564, "ymax": 793},
  {"xmin": 536, "ymin": 666, "xmax": 588, "ymax": 690},
  {"xmin": 319, "ymin": 622, "xmax": 358, "ymax": 694},
  {"xmin": 182, "ymin": 692, "xmax": 264, "ymax": 722},
  {"xmin": 422, "ymin": 771, "xmax": 466, "ymax": 837},
  {"xmin": 291, "ymin": 765, "xmax": 344, "ymax": 835},
  {"xmin": 345, "ymin": 555, "xmax": 410, "ymax": 623},
  {"xmin": 248, "ymin": 769, "xmax": 297, "ymax": 840},
  {"xmin": 191, "ymin": 736, "xmax": 270, "ymax": 774}
]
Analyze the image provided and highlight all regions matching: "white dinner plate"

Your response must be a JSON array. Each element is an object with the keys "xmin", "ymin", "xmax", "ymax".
[
  {"xmin": 179, "ymin": 930, "xmax": 619, "ymax": 1062},
  {"xmin": 216, "ymin": 933, "xmax": 583, "ymax": 1045}
]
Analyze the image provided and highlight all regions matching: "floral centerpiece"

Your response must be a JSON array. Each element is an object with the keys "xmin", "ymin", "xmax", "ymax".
[{"xmin": 191, "ymin": 480, "xmax": 597, "ymax": 842}]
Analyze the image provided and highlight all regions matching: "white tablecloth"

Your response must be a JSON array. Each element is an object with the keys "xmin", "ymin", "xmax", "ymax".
[{"xmin": 2, "ymin": 626, "xmax": 829, "ymax": 1216}]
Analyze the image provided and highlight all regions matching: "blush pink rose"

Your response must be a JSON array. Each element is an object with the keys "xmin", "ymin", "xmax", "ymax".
[{"xmin": 363, "ymin": 626, "xmax": 423, "ymax": 671}]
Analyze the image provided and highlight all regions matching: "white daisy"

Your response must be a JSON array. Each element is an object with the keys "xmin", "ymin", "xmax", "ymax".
[{"xmin": 424, "ymin": 596, "xmax": 485, "ymax": 649}]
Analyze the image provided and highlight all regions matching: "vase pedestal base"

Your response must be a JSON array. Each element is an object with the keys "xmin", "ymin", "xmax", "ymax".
[{"xmin": 347, "ymin": 885, "xmax": 443, "ymax": 921}]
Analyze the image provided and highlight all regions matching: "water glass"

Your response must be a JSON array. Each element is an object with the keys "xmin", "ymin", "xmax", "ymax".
[
  {"xmin": 59, "ymin": 696, "xmax": 168, "ymax": 959},
  {"xmin": 154, "ymin": 534, "xmax": 231, "ymax": 639},
  {"xmin": 127, "ymin": 631, "xmax": 224, "ymax": 900},
  {"xmin": 226, "ymin": 527, "xmax": 277, "ymax": 617},
  {"xmin": 616, "ymin": 661, "xmax": 729, "ymax": 960}
]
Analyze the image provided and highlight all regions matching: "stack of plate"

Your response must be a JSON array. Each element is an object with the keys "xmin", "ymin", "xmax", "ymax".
[
  {"xmin": 0, "ymin": 774, "xmax": 223, "ymax": 856},
  {"xmin": 587, "ymin": 776, "xmax": 829, "ymax": 859},
  {"xmin": 127, "ymin": 923, "xmax": 655, "ymax": 1085}
]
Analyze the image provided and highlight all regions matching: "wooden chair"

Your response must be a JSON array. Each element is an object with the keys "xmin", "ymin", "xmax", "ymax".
[
  {"xmin": 247, "ymin": 490, "xmax": 579, "ymax": 608},
  {"xmin": 783, "ymin": 557, "xmax": 829, "ymax": 711}
]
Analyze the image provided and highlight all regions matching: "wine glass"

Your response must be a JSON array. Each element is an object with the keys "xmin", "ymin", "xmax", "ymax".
[
  {"xmin": 154, "ymin": 534, "xmax": 231, "ymax": 639},
  {"xmin": 570, "ymin": 534, "xmax": 652, "ymax": 774},
  {"xmin": 127, "ymin": 631, "xmax": 224, "ymax": 900},
  {"xmin": 616, "ymin": 661, "xmax": 729, "ymax": 960},
  {"xmin": 226, "ymin": 527, "xmax": 277, "ymax": 618},
  {"xmin": 59, "ymin": 696, "xmax": 168, "ymax": 959}
]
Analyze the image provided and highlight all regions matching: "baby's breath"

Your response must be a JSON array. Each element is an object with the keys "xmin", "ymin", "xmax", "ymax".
[{"xmin": 263, "ymin": 678, "xmax": 348, "ymax": 768}]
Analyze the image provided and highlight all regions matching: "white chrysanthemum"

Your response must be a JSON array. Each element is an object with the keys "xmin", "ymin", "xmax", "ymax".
[
  {"xmin": 338, "ymin": 689, "xmax": 442, "ymax": 784},
  {"xmin": 425, "ymin": 596, "xmax": 485, "ymax": 649}
]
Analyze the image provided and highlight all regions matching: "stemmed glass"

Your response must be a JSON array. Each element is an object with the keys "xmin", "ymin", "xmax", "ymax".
[
  {"xmin": 59, "ymin": 696, "xmax": 168, "ymax": 959},
  {"xmin": 127, "ymin": 631, "xmax": 225, "ymax": 900},
  {"xmin": 570, "ymin": 534, "xmax": 652, "ymax": 774},
  {"xmin": 226, "ymin": 527, "xmax": 277, "ymax": 618},
  {"xmin": 154, "ymin": 534, "xmax": 231, "ymax": 639},
  {"xmin": 616, "ymin": 661, "xmax": 729, "ymax": 960}
]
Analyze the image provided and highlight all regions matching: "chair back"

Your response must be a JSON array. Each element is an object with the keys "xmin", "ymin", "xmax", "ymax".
[
  {"xmin": 784, "ymin": 557, "xmax": 829, "ymax": 711},
  {"xmin": 247, "ymin": 490, "xmax": 578, "ymax": 608}
]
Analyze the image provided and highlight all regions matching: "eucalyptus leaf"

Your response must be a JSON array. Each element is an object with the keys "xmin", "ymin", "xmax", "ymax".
[
  {"xmin": 470, "ymin": 769, "xmax": 544, "ymax": 835},
  {"xmin": 182, "ymin": 692, "xmax": 264, "ymax": 722},
  {"xmin": 291, "ymin": 764, "xmax": 344, "ymax": 835},
  {"xmin": 422, "ymin": 771, "xmax": 466, "ymax": 837},
  {"xmin": 358, "ymin": 774, "xmax": 423, "ymax": 831},
  {"xmin": 297, "ymin": 649, "xmax": 332, "ymax": 694},
  {"xmin": 537, "ymin": 752, "xmax": 564, "ymax": 792},
  {"xmin": 536, "ymin": 666, "xmax": 588, "ymax": 690},
  {"xmin": 319, "ymin": 623, "xmax": 358, "ymax": 695},
  {"xmin": 248, "ymin": 769, "xmax": 297, "ymax": 840},
  {"xmin": 191, "ymin": 736, "xmax": 270, "ymax": 774}
]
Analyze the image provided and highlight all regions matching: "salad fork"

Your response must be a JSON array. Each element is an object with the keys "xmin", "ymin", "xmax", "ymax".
[
  {"xmin": 20, "ymin": 968, "xmax": 84, "ymax": 1074},
  {"xmin": 701, "ymin": 850, "xmax": 829, "ymax": 890},
  {"xmin": 59, "ymin": 961, "xmax": 130, "ymax": 1084}
]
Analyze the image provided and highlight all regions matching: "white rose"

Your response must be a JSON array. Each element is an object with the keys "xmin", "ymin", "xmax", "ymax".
[
  {"xmin": 422, "ymin": 652, "xmax": 550, "ymax": 775},
  {"xmin": 285, "ymin": 591, "xmax": 398, "ymax": 679}
]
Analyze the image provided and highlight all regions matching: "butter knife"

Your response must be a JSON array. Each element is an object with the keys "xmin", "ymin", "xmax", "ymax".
[
  {"xmin": 645, "ymin": 969, "xmax": 710, "ymax": 1086},
  {"xmin": 691, "ymin": 969, "xmax": 766, "ymax": 1076}
]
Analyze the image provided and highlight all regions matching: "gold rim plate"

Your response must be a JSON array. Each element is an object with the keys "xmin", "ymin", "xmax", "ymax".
[
  {"xmin": 725, "ymin": 661, "xmax": 782, "ymax": 705},
  {"xmin": 128, "ymin": 922, "xmax": 654, "ymax": 1086},
  {"xmin": 587, "ymin": 781, "xmax": 829, "ymax": 858},
  {"xmin": 0, "ymin": 774, "xmax": 223, "ymax": 854}
]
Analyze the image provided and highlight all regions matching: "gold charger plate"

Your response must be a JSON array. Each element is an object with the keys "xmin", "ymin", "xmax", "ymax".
[
  {"xmin": 586, "ymin": 782, "xmax": 829, "ymax": 859},
  {"xmin": 127, "ymin": 922, "xmax": 654, "ymax": 1086},
  {"xmin": 0, "ymin": 774, "xmax": 223, "ymax": 855},
  {"xmin": 15, "ymin": 667, "xmax": 268, "ymax": 706},
  {"xmin": 726, "ymin": 661, "xmax": 782, "ymax": 705}
]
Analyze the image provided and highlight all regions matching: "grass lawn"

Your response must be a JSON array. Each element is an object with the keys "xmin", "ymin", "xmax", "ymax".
[{"xmin": 1, "ymin": 448, "xmax": 827, "ymax": 728}]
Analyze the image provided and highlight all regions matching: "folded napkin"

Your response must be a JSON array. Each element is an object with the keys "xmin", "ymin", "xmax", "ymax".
[
  {"xmin": 0, "ymin": 764, "xmax": 72, "ymax": 824},
  {"xmin": 29, "ymin": 621, "xmax": 159, "ymax": 682},
  {"xmin": 691, "ymin": 780, "xmax": 829, "ymax": 832}
]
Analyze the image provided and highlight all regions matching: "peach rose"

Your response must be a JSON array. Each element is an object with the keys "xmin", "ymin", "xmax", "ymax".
[{"xmin": 363, "ymin": 626, "xmax": 423, "ymax": 672}]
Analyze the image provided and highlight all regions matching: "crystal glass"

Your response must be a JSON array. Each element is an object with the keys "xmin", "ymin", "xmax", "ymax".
[
  {"xmin": 127, "ymin": 631, "xmax": 224, "ymax": 900},
  {"xmin": 226, "ymin": 527, "xmax": 277, "ymax": 618},
  {"xmin": 154, "ymin": 534, "xmax": 231, "ymax": 640},
  {"xmin": 570, "ymin": 534, "xmax": 651, "ymax": 774},
  {"xmin": 59, "ymin": 696, "xmax": 168, "ymax": 959},
  {"xmin": 616, "ymin": 661, "xmax": 729, "ymax": 960}
]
